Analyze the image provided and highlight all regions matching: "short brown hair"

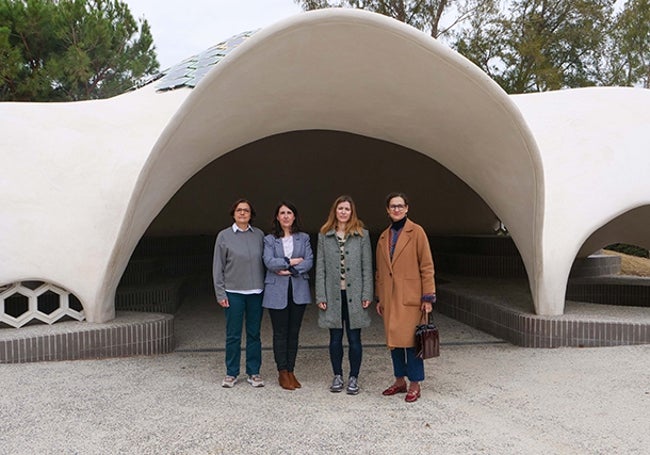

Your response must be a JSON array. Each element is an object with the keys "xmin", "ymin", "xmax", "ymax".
[
  {"xmin": 385, "ymin": 192, "xmax": 409, "ymax": 207},
  {"xmin": 229, "ymin": 198, "xmax": 256, "ymax": 221}
]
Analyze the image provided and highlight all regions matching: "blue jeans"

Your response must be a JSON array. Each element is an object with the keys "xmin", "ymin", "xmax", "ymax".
[
  {"xmin": 224, "ymin": 291, "xmax": 263, "ymax": 377},
  {"xmin": 329, "ymin": 291, "xmax": 362, "ymax": 378},
  {"xmin": 390, "ymin": 347, "xmax": 425, "ymax": 382}
]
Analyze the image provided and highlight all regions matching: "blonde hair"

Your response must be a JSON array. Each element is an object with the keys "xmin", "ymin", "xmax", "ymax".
[{"xmin": 320, "ymin": 195, "xmax": 365, "ymax": 236}]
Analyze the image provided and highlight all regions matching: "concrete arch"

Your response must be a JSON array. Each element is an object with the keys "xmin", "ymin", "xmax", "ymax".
[
  {"xmin": 144, "ymin": 130, "xmax": 501, "ymax": 237},
  {"xmin": 579, "ymin": 205, "xmax": 650, "ymax": 257},
  {"xmin": 101, "ymin": 9, "xmax": 543, "ymax": 321}
]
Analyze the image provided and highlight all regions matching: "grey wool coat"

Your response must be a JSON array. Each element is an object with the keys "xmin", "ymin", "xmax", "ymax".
[
  {"xmin": 262, "ymin": 232, "xmax": 313, "ymax": 309},
  {"xmin": 316, "ymin": 229, "xmax": 373, "ymax": 329}
]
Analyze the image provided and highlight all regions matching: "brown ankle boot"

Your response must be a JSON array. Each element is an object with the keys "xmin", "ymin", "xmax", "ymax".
[
  {"xmin": 278, "ymin": 370, "xmax": 295, "ymax": 390},
  {"xmin": 288, "ymin": 372, "xmax": 301, "ymax": 389}
]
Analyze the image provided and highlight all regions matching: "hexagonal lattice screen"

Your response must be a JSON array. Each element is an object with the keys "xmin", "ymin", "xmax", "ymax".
[
  {"xmin": 0, "ymin": 281, "xmax": 85, "ymax": 328},
  {"xmin": 37, "ymin": 290, "xmax": 60, "ymax": 315},
  {"xmin": 5, "ymin": 293, "xmax": 29, "ymax": 318},
  {"xmin": 69, "ymin": 294, "xmax": 83, "ymax": 312}
]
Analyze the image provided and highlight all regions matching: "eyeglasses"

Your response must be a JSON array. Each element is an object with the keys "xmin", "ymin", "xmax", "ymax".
[
  {"xmin": 235, "ymin": 208, "xmax": 251, "ymax": 213},
  {"xmin": 389, "ymin": 204, "xmax": 406, "ymax": 211}
]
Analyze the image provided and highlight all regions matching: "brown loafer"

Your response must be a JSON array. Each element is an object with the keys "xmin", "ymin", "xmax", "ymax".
[
  {"xmin": 288, "ymin": 372, "xmax": 301, "ymax": 389},
  {"xmin": 405, "ymin": 387, "xmax": 421, "ymax": 403},
  {"xmin": 382, "ymin": 383, "xmax": 407, "ymax": 396},
  {"xmin": 278, "ymin": 370, "xmax": 295, "ymax": 390}
]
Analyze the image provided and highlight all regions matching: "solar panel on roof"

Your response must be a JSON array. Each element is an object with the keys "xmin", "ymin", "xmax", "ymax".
[{"xmin": 153, "ymin": 30, "xmax": 258, "ymax": 92}]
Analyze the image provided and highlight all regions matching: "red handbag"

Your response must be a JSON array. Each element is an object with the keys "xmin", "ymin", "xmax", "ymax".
[{"xmin": 415, "ymin": 310, "xmax": 440, "ymax": 359}]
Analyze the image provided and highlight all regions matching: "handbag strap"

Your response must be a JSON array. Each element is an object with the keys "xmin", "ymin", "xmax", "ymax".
[{"xmin": 420, "ymin": 310, "xmax": 432, "ymax": 325}]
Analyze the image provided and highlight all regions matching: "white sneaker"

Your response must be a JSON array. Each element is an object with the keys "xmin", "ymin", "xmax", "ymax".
[
  {"xmin": 247, "ymin": 374, "xmax": 265, "ymax": 387},
  {"xmin": 222, "ymin": 375, "xmax": 237, "ymax": 388}
]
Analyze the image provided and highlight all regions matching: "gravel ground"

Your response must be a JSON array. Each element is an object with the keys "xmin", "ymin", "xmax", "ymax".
[{"xmin": 1, "ymin": 297, "xmax": 649, "ymax": 454}]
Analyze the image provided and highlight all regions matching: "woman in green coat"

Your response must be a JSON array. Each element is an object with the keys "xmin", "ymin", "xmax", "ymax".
[{"xmin": 316, "ymin": 195, "xmax": 373, "ymax": 395}]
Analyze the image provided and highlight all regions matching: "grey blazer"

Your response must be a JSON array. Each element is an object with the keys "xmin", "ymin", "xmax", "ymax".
[
  {"xmin": 316, "ymin": 229, "xmax": 373, "ymax": 329},
  {"xmin": 262, "ymin": 232, "xmax": 314, "ymax": 309}
]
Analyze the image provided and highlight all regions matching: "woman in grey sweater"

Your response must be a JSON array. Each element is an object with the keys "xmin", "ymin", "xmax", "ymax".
[
  {"xmin": 316, "ymin": 195, "xmax": 373, "ymax": 395},
  {"xmin": 213, "ymin": 198, "xmax": 265, "ymax": 389}
]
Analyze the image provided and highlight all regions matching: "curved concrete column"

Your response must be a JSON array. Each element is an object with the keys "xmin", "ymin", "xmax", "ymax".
[{"xmin": 513, "ymin": 87, "xmax": 650, "ymax": 314}]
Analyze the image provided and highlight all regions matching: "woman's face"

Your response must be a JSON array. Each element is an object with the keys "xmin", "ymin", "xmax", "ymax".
[
  {"xmin": 336, "ymin": 201, "xmax": 352, "ymax": 225},
  {"xmin": 276, "ymin": 205, "xmax": 295, "ymax": 230},
  {"xmin": 387, "ymin": 196, "xmax": 408, "ymax": 222},
  {"xmin": 233, "ymin": 202, "xmax": 252, "ymax": 226}
]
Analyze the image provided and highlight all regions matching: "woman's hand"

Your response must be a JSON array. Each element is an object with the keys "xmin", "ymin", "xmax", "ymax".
[
  {"xmin": 421, "ymin": 302, "xmax": 432, "ymax": 313},
  {"xmin": 376, "ymin": 303, "xmax": 383, "ymax": 316},
  {"xmin": 318, "ymin": 302, "xmax": 327, "ymax": 311},
  {"xmin": 289, "ymin": 257, "xmax": 304, "ymax": 266},
  {"xmin": 361, "ymin": 299, "xmax": 371, "ymax": 309},
  {"xmin": 218, "ymin": 299, "xmax": 229, "ymax": 308},
  {"xmin": 276, "ymin": 270, "xmax": 291, "ymax": 276}
]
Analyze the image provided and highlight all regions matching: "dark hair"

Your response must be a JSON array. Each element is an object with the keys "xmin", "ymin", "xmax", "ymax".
[
  {"xmin": 271, "ymin": 201, "xmax": 303, "ymax": 237},
  {"xmin": 385, "ymin": 192, "xmax": 410, "ymax": 207},
  {"xmin": 229, "ymin": 198, "xmax": 256, "ymax": 221}
]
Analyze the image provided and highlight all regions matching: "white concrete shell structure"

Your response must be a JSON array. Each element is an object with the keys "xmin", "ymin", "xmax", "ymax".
[
  {"xmin": 1, "ymin": 9, "xmax": 649, "ymax": 334},
  {"xmin": 513, "ymin": 88, "xmax": 650, "ymax": 315}
]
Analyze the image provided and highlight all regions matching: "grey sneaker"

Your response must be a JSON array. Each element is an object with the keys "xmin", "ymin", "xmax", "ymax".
[
  {"xmin": 330, "ymin": 374, "xmax": 344, "ymax": 393},
  {"xmin": 222, "ymin": 375, "xmax": 237, "ymax": 388},
  {"xmin": 247, "ymin": 374, "xmax": 265, "ymax": 387},
  {"xmin": 346, "ymin": 376, "xmax": 359, "ymax": 395}
]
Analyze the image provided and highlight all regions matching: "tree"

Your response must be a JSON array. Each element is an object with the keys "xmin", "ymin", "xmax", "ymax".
[
  {"xmin": 603, "ymin": 0, "xmax": 650, "ymax": 88},
  {"xmin": 0, "ymin": 0, "xmax": 159, "ymax": 101},
  {"xmin": 455, "ymin": 0, "xmax": 615, "ymax": 93},
  {"xmin": 295, "ymin": 0, "xmax": 498, "ymax": 39}
]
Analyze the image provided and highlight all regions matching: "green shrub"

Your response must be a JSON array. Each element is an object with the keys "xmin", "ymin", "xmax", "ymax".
[{"xmin": 605, "ymin": 243, "xmax": 649, "ymax": 258}]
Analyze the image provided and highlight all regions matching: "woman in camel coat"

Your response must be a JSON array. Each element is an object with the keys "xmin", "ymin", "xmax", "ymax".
[{"xmin": 375, "ymin": 192, "xmax": 435, "ymax": 403}]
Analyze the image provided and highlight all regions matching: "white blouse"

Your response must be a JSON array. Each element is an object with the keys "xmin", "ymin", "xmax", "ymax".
[{"xmin": 282, "ymin": 235, "xmax": 294, "ymax": 259}]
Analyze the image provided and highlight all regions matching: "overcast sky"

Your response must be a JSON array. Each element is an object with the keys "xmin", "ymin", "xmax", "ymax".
[{"xmin": 123, "ymin": 0, "xmax": 304, "ymax": 70}]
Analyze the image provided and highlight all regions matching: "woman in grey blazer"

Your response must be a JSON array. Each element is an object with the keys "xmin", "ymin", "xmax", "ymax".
[
  {"xmin": 262, "ymin": 201, "xmax": 313, "ymax": 390},
  {"xmin": 316, "ymin": 195, "xmax": 373, "ymax": 395}
]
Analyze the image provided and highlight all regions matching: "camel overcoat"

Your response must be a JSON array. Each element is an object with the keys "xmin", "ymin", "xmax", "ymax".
[
  {"xmin": 375, "ymin": 219, "xmax": 435, "ymax": 348},
  {"xmin": 316, "ymin": 229, "xmax": 373, "ymax": 329}
]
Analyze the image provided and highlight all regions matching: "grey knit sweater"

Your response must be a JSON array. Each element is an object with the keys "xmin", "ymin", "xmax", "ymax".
[{"xmin": 212, "ymin": 225, "xmax": 264, "ymax": 302}]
